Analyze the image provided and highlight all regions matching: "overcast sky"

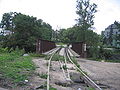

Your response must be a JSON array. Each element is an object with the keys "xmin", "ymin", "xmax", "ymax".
[{"xmin": 0, "ymin": 0, "xmax": 120, "ymax": 34}]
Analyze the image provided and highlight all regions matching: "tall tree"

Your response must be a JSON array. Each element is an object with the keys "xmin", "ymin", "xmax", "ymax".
[
  {"xmin": 0, "ymin": 12, "xmax": 53, "ymax": 52},
  {"xmin": 76, "ymin": 0, "xmax": 97, "ymax": 29},
  {"xmin": 0, "ymin": 12, "xmax": 17, "ymax": 33},
  {"xmin": 76, "ymin": 0, "xmax": 97, "ymax": 42}
]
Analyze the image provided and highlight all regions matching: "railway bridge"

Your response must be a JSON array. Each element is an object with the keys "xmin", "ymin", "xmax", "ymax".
[{"xmin": 36, "ymin": 39, "xmax": 87, "ymax": 58}]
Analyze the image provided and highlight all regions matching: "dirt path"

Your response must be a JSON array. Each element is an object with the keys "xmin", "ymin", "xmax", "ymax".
[
  {"xmin": 0, "ymin": 87, "xmax": 8, "ymax": 90},
  {"xmin": 32, "ymin": 58, "xmax": 90, "ymax": 90},
  {"xmin": 77, "ymin": 58, "xmax": 120, "ymax": 90},
  {"xmin": 32, "ymin": 58, "xmax": 73, "ymax": 90}
]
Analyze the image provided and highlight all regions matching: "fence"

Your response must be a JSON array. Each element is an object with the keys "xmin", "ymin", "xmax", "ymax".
[
  {"xmin": 36, "ymin": 39, "xmax": 56, "ymax": 53},
  {"xmin": 71, "ymin": 42, "xmax": 87, "ymax": 58}
]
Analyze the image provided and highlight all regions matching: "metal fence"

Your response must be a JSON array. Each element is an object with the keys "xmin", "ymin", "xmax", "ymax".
[
  {"xmin": 36, "ymin": 39, "xmax": 56, "ymax": 53},
  {"xmin": 71, "ymin": 42, "xmax": 87, "ymax": 58}
]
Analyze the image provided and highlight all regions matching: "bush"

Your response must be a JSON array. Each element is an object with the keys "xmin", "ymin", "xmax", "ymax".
[
  {"xmin": 0, "ymin": 47, "xmax": 9, "ymax": 53},
  {"xmin": 29, "ymin": 53, "xmax": 46, "ymax": 57},
  {"xmin": 88, "ymin": 46, "xmax": 113, "ymax": 60},
  {"xmin": 98, "ymin": 46, "xmax": 113, "ymax": 60},
  {"xmin": 0, "ymin": 48, "xmax": 35, "ymax": 84},
  {"xmin": 87, "ymin": 46, "xmax": 99, "ymax": 59}
]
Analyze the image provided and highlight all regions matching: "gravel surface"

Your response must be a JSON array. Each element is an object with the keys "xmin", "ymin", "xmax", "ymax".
[
  {"xmin": 0, "ymin": 88, "xmax": 8, "ymax": 90},
  {"xmin": 77, "ymin": 58, "xmax": 120, "ymax": 90},
  {"xmin": 32, "ymin": 58, "xmax": 73, "ymax": 90},
  {"xmin": 32, "ymin": 58, "xmax": 89, "ymax": 90}
]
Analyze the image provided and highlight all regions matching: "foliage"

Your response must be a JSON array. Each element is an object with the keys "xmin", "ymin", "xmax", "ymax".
[
  {"xmin": 88, "ymin": 46, "xmax": 113, "ymax": 60},
  {"xmin": 76, "ymin": 0, "xmax": 97, "ymax": 29},
  {"xmin": 36, "ymin": 82, "xmax": 57, "ymax": 90},
  {"xmin": 45, "ymin": 54, "xmax": 65, "ymax": 61},
  {"xmin": 58, "ymin": 26, "xmax": 100, "ymax": 46},
  {"xmin": 71, "ymin": 57, "xmax": 80, "ymax": 68},
  {"xmin": 45, "ymin": 55, "xmax": 51, "ymax": 60},
  {"xmin": 0, "ymin": 12, "xmax": 17, "ymax": 30},
  {"xmin": 0, "ymin": 47, "xmax": 9, "ymax": 53},
  {"xmin": 99, "ymin": 47, "xmax": 113, "ymax": 59},
  {"xmin": 49, "ymin": 87, "xmax": 57, "ymax": 90},
  {"xmin": 39, "ymin": 73, "xmax": 48, "ymax": 79},
  {"xmin": 29, "ymin": 53, "xmax": 46, "ymax": 57},
  {"xmin": 62, "ymin": 65, "xmax": 67, "ymax": 70},
  {"xmin": 87, "ymin": 46, "xmax": 99, "ymax": 59},
  {"xmin": 86, "ymin": 87, "xmax": 95, "ymax": 90},
  {"xmin": 0, "ymin": 12, "xmax": 53, "ymax": 52},
  {"xmin": 0, "ymin": 48, "xmax": 35, "ymax": 84}
]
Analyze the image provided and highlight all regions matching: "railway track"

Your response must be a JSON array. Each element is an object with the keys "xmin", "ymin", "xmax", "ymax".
[
  {"xmin": 47, "ymin": 47, "xmax": 61, "ymax": 90},
  {"xmin": 46, "ymin": 47, "xmax": 102, "ymax": 90},
  {"xmin": 58, "ymin": 48, "xmax": 71, "ymax": 81},
  {"xmin": 66, "ymin": 47, "xmax": 102, "ymax": 90}
]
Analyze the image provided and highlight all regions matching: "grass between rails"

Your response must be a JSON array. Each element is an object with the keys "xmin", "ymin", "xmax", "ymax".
[
  {"xmin": 0, "ymin": 48, "xmax": 36, "ymax": 85},
  {"xmin": 45, "ymin": 53, "xmax": 68, "ymax": 62},
  {"xmin": 29, "ymin": 53, "xmax": 46, "ymax": 58}
]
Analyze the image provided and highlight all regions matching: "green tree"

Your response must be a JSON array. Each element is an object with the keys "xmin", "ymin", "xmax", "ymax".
[
  {"xmin": 76, "ymin": 0, "xmax": 97, "ymax": 29},
  {"xmin": 0, "ymin": 12, "xmax": 53, "ymax": 52},
  {"xmin": 0, "ymin": 12, "xmax": 17, "ymax": 33},
  {"xmin": 76, "ymin": 0, "xmax": 97, "ymax": 43}
]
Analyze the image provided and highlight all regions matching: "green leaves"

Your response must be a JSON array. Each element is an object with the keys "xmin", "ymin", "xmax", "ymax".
[
  {"xmin": 0, "ymin": 12, "xmax": 53, "ymax": 52},
  {"xmin": 76, "ymin": 0, "xmax": 97, "ymax": 29},
  {"xmin": 0, "ymin": 48, "xmax": 35, "ymax": 83}
]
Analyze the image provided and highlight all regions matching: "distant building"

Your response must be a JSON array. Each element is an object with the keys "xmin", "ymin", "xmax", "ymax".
[
  {"xmin": 102, "ymin": 21, "xmax": 120, "ymax": 48},
  {"xmin": 0, "ymin": 29, "xmax": 12, "ymax": 36}
]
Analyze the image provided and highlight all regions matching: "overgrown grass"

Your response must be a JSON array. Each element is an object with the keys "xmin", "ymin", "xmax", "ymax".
[
  {"xmin": 45, "ymin": 54, "xmax": 65, "ymax": 61},
  {"xmin": 29, "ymin": 53, "xmax": 46, "ymax": 58},
  {"xmin": 88, "ymin": 58, "xmax": 120, "ymax": 63},
  {"xmin": 86, "ymin": 87, "xmax": 95, "ymax": 90},
  {"xmin": 105, "ymin": 59, "xmax": 120, "ymax": 63},
  {"xmin": 36, "ymin": 82, "xmax": 57, "ymax": 90},
  {"xmin": 71, "ymin": 57, "xmax": 80, "ymax": 68},
  {"xmin": 56, "ymin": 42, "xmax": 65, "ymax": 46},
  {"xmin": 39, "ymin": 73, "xmax": 48, "ymax": 79},
  {"xmin": 0, "ymin": 48, "xmax": 35, "ymax": 85}
]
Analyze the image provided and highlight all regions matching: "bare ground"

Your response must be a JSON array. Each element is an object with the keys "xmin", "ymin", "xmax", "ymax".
[
  {"xmin": 1, "ymin": 57, "xmax": 120, "ymax": 90},
  {"xmin": 77, "ymin": 58, "xmax": 120, "ymax": 90},
  {"xmin": 32, "ymin": 58, "xmax": 73, "ymax": 90},
  {"xmin": 32, "ymin": 58, "xmax": 90, "ymax": 90}
]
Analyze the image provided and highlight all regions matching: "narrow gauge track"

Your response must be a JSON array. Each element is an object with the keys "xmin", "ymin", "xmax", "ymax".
[
  {"xmin": 46, "ymin": 47, "xmax": 102, "ymax": 90},
  {"xmin": 66, "ymin": 47, "xmax": 102, "ymax": 90},
  {"xmin": 44, "ymin": 47, "xmax": 60, "ymax": 55},
  {"xmin": 58, "ymin": 48, "xmax": 71, "ymax": 81},
  {"xmin": 47, "ymin": 47, "xmax": 71, "ymax": 90},
  {"xmin": 47, "ymin": 47, "xmax": 61, "ymax": 90}
]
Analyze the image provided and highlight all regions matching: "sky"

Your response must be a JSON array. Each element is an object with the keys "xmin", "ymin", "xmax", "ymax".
[{"xmin": 0, "ymin": 0, "xmax": 120, "ymax": 34}]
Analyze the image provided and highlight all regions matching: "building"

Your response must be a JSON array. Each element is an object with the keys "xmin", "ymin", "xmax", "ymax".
[
  {"xmin": 0, "ymin": 29, "xmax": 12, "ymax": 36},
  {"xmin": 102, "ymin": 21, "xmax": 120, "ymax": 48}
]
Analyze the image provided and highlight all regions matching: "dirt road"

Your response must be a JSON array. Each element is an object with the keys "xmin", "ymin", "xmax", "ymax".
[{"xmin": 77, "ymin": 58, "xmax": 120, "ymax": 90}]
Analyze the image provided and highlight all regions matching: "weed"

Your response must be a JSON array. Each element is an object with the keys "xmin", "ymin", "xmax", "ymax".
[
  {"xmin": 39, "ymin": 73, "xmax": 48, "ymax": 79},
  {"xmin": 86, "ymin": 87, "xmax": 95, "ymax": 90},
  {"xmin": 50, "ymin": 87, "xmax": 57, "ymax": 90},
  {"xmin": 45, "ymin": 55, "xmax": 51, "ymax": 60},
  {"xmin": 29, "ymin": 53, "xmax": 46, "ymax": 57},
  {"xmin": 71, "ymin": 57, "xmax": 80, "ymax": 68},
  {"xmin": 62, "ymin": 65, "xmax": 67, "ymax": 70},
  {"xmin": 36, "ymin": 82, "xmax": 57, "ymax": 90},
  {"xmin": 52, "ymin": 54, "xmax": 59, "ymax": 61},
  {"xmin": 0, "ymin": 48, "xmax": 35, "ymax": 85}
]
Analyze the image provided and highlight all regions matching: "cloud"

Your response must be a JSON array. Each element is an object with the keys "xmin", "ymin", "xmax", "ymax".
[
  {"xmin": 0, "ymin": 0, "xmax": 77, "ymax": 30},
  {"xmin": 91, "ymin": 0, "xmax": 120, "ymax": 34},
  {"xmin": 0, "ymin": 0, "xmax": 120, "ymax": 34}
]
